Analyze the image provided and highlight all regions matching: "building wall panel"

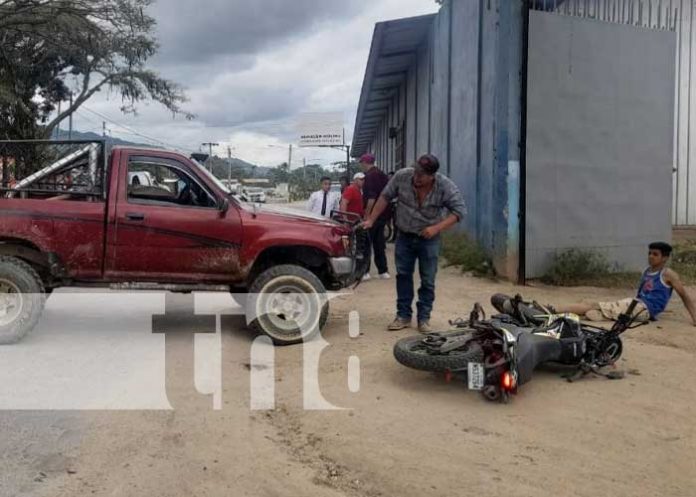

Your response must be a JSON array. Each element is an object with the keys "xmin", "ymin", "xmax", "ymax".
[
  {"xmin": 416, "ymin": 43, "xmax": 431, "ymax": 157},
  {"xmin": 406, "ymin": 66, "xmax": 418, "ymax": 164},
  {"xmin": 525, "ymin": 11, "xmax": 675, "ymax": 277},
  {"xmin": 430, "ymin": 3, "xmax": 451, "ymax": 171}
]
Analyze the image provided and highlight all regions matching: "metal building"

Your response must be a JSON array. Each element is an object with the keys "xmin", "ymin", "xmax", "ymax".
[
  {"xmin": 674, "ymin": 0, "xmax": 696, "ymax": 225},
  {"xmin": 352, "ymin": 0, "xmax": 682, "ymax": 281}
]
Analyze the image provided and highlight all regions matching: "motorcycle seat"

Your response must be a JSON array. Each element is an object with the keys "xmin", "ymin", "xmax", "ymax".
[{"xmin": 491, "ymin": 321, "xmax": 533, "ymax": 339}]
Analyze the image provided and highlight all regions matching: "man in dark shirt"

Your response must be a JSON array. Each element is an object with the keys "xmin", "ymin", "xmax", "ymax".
[
  {"xmin": 360, "ymin": 154, "xmax": 391, "ymax": 281},
  {"xmin": 362, "ymin": 154, "xmax": 466, "ymax": 333}
]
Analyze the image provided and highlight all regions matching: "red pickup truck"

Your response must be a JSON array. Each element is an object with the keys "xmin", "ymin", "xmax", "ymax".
[{"xmin": 0, "ymin": 141, "xmax": 365, "ymax": 345}]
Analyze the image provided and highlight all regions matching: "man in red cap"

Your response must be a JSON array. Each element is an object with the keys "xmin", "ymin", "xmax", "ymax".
[{"xmin": 359, "ymin": 153, "xmax": 391, "ymax": 281}]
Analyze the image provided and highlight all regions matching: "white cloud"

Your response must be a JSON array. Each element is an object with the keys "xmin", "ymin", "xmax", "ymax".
[{"xmin": 67, "ymin": 0, "xmax": 440, "ymax": 167}]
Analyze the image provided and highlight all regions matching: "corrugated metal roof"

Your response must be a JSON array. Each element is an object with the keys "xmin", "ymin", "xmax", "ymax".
[{"xmin": 351, "ymin": 14, "xmax": 436, "ymax": 157}]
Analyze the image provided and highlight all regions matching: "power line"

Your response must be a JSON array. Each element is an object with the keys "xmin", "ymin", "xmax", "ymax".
[{"xmin": 80, "ymin": 106, "xmax": 197, "ymax": 154}]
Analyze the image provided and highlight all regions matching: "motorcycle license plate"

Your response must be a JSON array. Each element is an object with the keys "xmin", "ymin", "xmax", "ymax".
[{"xmin": 468, "ymin": 363, "xmax": 485, "ymax": 390}]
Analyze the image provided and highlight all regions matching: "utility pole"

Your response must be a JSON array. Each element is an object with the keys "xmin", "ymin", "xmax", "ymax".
[
  {"xmin": 288, "ymin": 144, "xmax": 293, "ymax": 170},
  {"xmin": 102, "ymin": 121, "xmax": 107, "ymax": 138},
  {"xmin": 227, "ymin": 146, "xmax": 233, "ymax": 185},
  {"xmin": 68, "ymin": 93, "xmax": 73, "ymax": 140},
  {"xmin": 56, "ymin": 101, "xmax": 61, "ymax": 137},
  {"xmin": 342, "ymin": 128, "xmax": 351, "ymax": 178},
  {"xmin": 201, "ymin": 142, "xmax": 219, "ymax": 171},
  {"xmin": 303, "ymin": 158, "xmax": 306, "ymax": 181}
]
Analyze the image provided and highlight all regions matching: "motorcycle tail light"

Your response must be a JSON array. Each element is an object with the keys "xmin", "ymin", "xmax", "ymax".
[{"xmin": 501, "ymin": 371, "xmax": 516, "ymax": 391}]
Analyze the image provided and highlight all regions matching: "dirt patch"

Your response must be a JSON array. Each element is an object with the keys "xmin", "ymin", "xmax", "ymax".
[
  {"xmin": 15, "ymin": 247, "xmax": 696, "ymax": 497},
  {"xmin": 262, "ymin": 405, "xmax": 381, "ymax": 497}
]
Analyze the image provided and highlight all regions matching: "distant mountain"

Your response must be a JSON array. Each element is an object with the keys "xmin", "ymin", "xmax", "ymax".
[
  {"xmin": 52, "ymin": 129, "xmax": 270, "ymax": 178},
  {"xmin": 207, "ymin": 155, "xmax": 273, "ymax": 179},
  {"xmin": 52, "ymin": 129, "xmax": 155, "ymax": 149}
]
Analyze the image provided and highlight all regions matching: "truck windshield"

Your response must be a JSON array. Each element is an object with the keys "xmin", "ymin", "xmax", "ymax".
[{"xmin": 191, "ymin": 158, "xmax": 231, "ymax": 194}]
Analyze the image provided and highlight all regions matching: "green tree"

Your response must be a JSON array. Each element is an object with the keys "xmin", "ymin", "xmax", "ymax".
[
  {"xmin": 0, "ymin": 0, "xmax": 192, "ymax": 140},
  {"xmin": 271, "ymin": 162, "xmax": 290, "ymax": 184}
]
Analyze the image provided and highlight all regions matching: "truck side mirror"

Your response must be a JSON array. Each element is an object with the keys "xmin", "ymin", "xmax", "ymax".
[{"xmin": 219, "ymin": 198, "xmax": 230, "ymax": 217}]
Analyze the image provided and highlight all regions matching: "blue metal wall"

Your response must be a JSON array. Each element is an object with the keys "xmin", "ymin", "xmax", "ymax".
[{"xmin": 366, "ymin": 0, "xmax": 525, "ymax": 279}]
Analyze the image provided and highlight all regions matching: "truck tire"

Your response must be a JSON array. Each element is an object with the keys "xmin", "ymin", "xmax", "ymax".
[
  {"xmin": 246, "ymin": 264, "xmax": 329, "ymax": 346},
  {"xmin": 0, "ymin": 256, "xmax": 45, "ymax": 345}
]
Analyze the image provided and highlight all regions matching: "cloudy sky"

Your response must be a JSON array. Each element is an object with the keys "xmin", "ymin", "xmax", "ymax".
[{"xmin": 68, "ymin": 0, "xmax": 439, "ymax": 169}]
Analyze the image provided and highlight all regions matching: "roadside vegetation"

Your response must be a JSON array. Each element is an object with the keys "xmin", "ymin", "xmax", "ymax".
[
  {"xmin": 540, "ymin": 249, "xmax": 639, "ymax": 288},
  {"xmin": 441, "ymin": 232, "xmax": 495, "ymax": 278},
  {"xmin": 541, "ymin": 243, "xmax": 696, "ymax": 288},
  {"xmin": 670, "ymin": 241, "xmax": 696, "ymax": 284},
  {"xmin": 441, "ymin": 238, "xmax": 696, "ymax": 289}
]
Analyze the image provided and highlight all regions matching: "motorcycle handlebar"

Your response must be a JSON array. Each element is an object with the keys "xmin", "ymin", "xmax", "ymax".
[
  {"xmin": 611, "ymin": 299, "xmax": 648, "ymax": 333},
  {"xmin": 331, "ymin": 210, "xmax": 369, "ymax": 234},
  {"xmin": 625, "ymin": 299, "xmax": 639, "ymax": 316}
]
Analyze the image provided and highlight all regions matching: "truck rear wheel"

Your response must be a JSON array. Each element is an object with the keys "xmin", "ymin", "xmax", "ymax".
[
  {"xmin": 246, "ymin": 264, "xmax": 329, "ymax": 346},
  {"xmin": 0, "ymin": 256, "xmax": 45, "ymax": 345}
]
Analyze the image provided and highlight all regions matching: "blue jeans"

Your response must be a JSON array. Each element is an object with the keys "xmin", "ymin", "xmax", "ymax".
[{"xmin": 395, "ymin": 233, "xmax": 441, "ymax": 323}]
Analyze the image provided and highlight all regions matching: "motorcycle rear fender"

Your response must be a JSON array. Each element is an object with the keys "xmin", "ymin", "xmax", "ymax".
[{"xmin": 514, "ymin": 333, "xmax": 564, "ymax": 385}]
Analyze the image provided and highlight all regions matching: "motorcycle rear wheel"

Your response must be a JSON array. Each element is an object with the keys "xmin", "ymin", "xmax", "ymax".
[{"xmin": 393, "ymin": 334, "xmax": 484, "ymax": 373}]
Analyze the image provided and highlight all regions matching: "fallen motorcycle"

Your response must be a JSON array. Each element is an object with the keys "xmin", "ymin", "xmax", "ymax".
[{"xmin": 393, "ymin": 295, "xmax": 647, "ymax": 403}]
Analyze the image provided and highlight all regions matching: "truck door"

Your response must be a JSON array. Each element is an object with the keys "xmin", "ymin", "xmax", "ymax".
[{"xmin": 106, "ymin": 153, "xmax": 243, "ymax": 282}]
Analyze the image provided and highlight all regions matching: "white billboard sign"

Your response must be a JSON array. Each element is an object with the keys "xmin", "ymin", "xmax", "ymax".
[{"xmin": 298, "ymin": 112, "xmax": 344, "ymax": 147}]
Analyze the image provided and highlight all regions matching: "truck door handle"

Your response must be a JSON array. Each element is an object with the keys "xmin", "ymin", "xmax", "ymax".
[{"xmin": 125, "ymin": 212, "xmax": 145, "ymax": 222}]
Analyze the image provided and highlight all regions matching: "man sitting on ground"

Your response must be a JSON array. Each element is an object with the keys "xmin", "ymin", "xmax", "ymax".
[{"xmin": 553, "ymin": 242, "xmax": 696, "ymax": 325}]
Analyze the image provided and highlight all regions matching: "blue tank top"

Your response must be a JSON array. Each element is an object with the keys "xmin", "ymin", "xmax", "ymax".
[{"xmin": 637, "ymin": 268, "xmax": 673, "ymax": 319}]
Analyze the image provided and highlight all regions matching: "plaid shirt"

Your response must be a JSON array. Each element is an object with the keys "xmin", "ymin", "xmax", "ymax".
[{"xmin": 381, "ymin": 167, "xmax": 466, "ymax": 235}]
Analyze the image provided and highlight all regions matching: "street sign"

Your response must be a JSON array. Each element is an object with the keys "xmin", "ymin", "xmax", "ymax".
[{"xmin": 298, "ymin": 112, "xmax": 344, "ymax": 147}]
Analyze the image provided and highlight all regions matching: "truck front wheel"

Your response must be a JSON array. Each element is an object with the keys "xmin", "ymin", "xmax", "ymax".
[
  {"xmin": 0, "ymin": 256, "xmax": 45, "ymax": 345},
  {"xmin": 246, "ymin": 264, "xmax": 329, "ymax": 346}
]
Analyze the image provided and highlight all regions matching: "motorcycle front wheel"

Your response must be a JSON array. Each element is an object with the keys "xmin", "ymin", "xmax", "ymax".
[{"xmin": 393, "ymin": 334, "xmax": 484, "ymax": 373}]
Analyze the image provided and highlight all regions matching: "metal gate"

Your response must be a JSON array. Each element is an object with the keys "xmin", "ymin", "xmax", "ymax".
[
  {"xmin": 524, "ymin": 1, "xmax": 677, "ymax": 278},
  {"xmin": 533, "ymin": 0, "xmax": 696, "ymax": 226}
]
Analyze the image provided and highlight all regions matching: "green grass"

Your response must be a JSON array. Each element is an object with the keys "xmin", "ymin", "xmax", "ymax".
[
  {"xmin": 442, "ymin": 239, "xmax": 696, "ymax": 288},
  {"xmin": 540, "ymin": 249, "xmax": 640, "ymax": 288},
  {"xmin": 441, "ymin": 232, "xmax": 495, "ymax": 278},
  {"xmin": 670, "ymin": 241, "xmax": 696, "ymax": 285},
  {"xmin": 540, "ymin": 243, "xmax": 696, "ymax": 288}
]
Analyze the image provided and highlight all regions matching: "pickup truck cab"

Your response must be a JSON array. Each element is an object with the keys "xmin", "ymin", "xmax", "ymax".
[{"xmin": 0, "ymin": 141, "xmax": 366, "ymax": 345}]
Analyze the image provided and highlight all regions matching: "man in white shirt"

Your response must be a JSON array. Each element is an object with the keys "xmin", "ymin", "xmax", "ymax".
[{"xmin": 307, "ymin": 176, "xmax": 340, "ymax": 218}]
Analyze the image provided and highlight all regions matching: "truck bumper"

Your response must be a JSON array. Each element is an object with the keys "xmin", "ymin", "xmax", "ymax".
[
  {"xmin": 329, "ymin": 232, "xmax": 370, "ymax": 288},
  {"xmin": 329, "ymin": 257, "xmax": 354, "ymax": 276}
]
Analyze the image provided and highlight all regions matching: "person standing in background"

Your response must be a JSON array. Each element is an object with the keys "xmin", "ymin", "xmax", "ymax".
[
  {"xmin": 307, "ymin": 176, "xmax": 340, "ymax": 218},
  {"xmin": 339, "ymin": 176, "xmax": 350, "ymax": 194},
  {"xmin": 340, "ymin": 172, "xmax": 365, "ymax": 217},
  {"xmin": 360, "ymin": 153, "xmax": 391, "ymax": 281}
]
